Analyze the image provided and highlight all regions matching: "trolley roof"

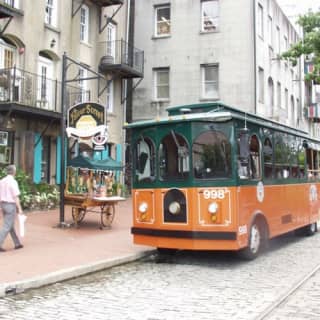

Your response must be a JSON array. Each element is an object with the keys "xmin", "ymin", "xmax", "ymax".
[{"xmin": 125, "ymin": 102, "xmax": 310, "ymax": 138}]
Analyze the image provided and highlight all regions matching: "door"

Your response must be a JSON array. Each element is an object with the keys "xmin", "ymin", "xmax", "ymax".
[
  {"xmin": 37, "ymin": 56, "xmax": 53, "ymax": 109},
  {"xmin": 106, "ymin": 23, "xmax": 116, "ymax": 61}
]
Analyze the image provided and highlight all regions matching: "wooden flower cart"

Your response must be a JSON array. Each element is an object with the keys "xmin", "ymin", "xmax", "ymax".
[
  {"xmin": 64, "ymin": 155, "xmax": 124, "ymax": 229},
  {"xmin": 64, "ymin": 194, "xmax": 124, "ymax": 229}
]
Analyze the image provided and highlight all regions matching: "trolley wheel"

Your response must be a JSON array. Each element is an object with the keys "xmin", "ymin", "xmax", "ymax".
[
  {"xmin": 303, "ymin": 222, "xmax": 317, "ymax": 236},
  {"xmin": 238, "ymin": 220, "xmax": 262, "ymax": 260},
  {"xmin": 72, "ymin": 207, "xmax": 86, "ymax": 224},
  {"xmin": 101, "ymin": 204, "xmax": 115, "ymax": 228}
]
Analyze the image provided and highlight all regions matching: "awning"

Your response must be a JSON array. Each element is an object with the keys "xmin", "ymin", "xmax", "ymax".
[{"xmin": 68, "ymin": 155, "xmax": 123, "ymax": 171}]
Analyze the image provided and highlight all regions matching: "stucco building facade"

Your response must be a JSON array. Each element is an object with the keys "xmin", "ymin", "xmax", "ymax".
[
  {"xmin": 0, "ymin": 0, "xmax": 143, "ymax": 183},
  {"xmin": 132, "ymin": 0, "xmax": 317, "ymax": 136}
]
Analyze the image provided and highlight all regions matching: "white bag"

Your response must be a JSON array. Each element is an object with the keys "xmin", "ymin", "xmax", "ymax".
[{"xmin": 18, "ymin": 213, "xmax": 27, "ymax": 237}]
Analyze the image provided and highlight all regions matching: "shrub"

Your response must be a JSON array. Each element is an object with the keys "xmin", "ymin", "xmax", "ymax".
[{"xmin": 0, "ymin": 167, "xmax": 60, "ymax": 210}]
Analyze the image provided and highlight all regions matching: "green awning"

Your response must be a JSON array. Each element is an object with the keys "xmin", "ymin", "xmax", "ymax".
[{"xmin": 68, "ymin": 155, "xmax": 123, "ymax": 171}]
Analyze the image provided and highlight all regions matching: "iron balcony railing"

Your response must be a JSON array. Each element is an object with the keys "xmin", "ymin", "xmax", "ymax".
[
  {"xmin": 0, "ymin": 67, "xmax": 90, "ymax": 113},
  {"xmin": 0, "ymin": 0, "xmax": 21, "ymax": 10},
  {"xmin": 98, "ymin": 39, "xmax": 144, "ymax": 77}
]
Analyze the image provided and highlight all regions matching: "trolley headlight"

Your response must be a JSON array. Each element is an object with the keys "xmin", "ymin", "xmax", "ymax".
[
  {"xmin": 208, "ymin": 202, "xmax": 218, "ymax": 214},
  {"xmin": 138, "ymin": 202, "xmax": 148, "ymax": 213},
  {"xmin": 208, "ymin": 202, "xmax": 219, "ymax": 222},
  {"xmin": 168, "ymin": 201, "xmax": 181, "ymax": 215}
]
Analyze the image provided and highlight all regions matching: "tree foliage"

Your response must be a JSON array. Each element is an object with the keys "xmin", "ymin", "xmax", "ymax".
[{"xmin": 281, "ymin": 11, "xmax": 320, "ymax": 83}]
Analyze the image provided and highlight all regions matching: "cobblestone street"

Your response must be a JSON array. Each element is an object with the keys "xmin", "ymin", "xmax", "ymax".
[{"xmin": 1, "ymin": 232, "xmax": 320, "ymax": 320}]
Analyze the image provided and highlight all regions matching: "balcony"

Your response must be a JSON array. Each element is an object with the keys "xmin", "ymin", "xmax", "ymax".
[
  {"xmin": 306, "ymin": 104, "xmax": 320, "ymax": 122},
  {"xmin": 98, "ymin": 40, "xmax": 144, "ymax": 79},
  {"xmin": 0, "ymin": 67, "xmax": 89, "ymax": 120},
  {"xmin": 90, "ymin": 0, "xmax": 123, "ymax": 6},
  {"xmin": 0, "ymin": 0, "xmax": 22, "ymax": 18}
]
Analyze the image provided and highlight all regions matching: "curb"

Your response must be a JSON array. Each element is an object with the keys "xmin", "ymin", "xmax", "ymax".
[{"xmin": 0, "ymin": 250, "xmax": 154, "ymax": 298}]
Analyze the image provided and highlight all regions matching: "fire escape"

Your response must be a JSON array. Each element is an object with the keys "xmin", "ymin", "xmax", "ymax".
[{"xmin": 72, "ymin": 0, "xmax": 143, "ymax": 97}]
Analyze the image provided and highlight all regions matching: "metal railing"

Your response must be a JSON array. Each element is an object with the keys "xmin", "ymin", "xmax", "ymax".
[
  {"xmin": 0, "ymin": 0, "xmax": 20, "ymax": 9},
  {"xmin": 98, "ymin": 40, "xmax": 144, "ymax": 76},
  {"xmin": 0, "ymin": 67, "xmax": 90, "ymax": 113}
]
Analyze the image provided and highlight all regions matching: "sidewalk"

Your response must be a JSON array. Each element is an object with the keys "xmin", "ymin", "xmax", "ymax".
[{"xmin": 0, "ymin": 198, "xmax": 153, "ymax": 297}]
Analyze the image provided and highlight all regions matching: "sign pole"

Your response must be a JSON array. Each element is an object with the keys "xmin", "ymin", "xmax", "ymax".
[{"xmin": 59, "ymin": 52, "xmax": 67, "ymax": 226}]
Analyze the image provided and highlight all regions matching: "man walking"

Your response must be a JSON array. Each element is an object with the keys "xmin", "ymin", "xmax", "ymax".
[{"xmin": 0, "ymin": 164, "xmax": 23, "ymax": 251}]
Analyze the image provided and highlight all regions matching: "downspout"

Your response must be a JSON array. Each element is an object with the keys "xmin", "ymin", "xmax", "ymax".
[
  {"xmin": 253, "ymin": 0, "xmax": 257, "ymax": 114},
  {"xmin": 122, "ymin": 0, "xmax": 131, "ymax": 186}
]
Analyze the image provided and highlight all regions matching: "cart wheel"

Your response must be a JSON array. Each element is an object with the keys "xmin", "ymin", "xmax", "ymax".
[
  {"xmin": 72, "ymin": 207, "xmax": 86, "ymax": 224},
  {"xmin": 101, "ymin": 205, "xmax": 115, "ymax": 228}
]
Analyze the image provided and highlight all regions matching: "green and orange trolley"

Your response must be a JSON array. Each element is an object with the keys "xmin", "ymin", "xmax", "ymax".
[{"xmin": 126, "ymin": 102, "xmax": 320, "ymax": 259}]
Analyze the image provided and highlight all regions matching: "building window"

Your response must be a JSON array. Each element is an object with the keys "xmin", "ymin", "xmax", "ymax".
[
  {"xmin": 290, "ymin": 96, "xmax": 295, "ymax": 126},
  {"xmin": 285, "ymin": 88, "xmax": 288, "ymax": 111},
  {"xmin": 154, "ymin": 68, "xmax": 170, "ymax": 100},
  {"xmin": 267, "ymin": 16, "xmax": 273, "ymax": 46},
  {"xmin": 201, "ymin": 64, "xmax": 219, "ymax": 99},
  {"xmin": 275, "ymin": 26, "xmax": 280, "ymax": 54},
  {"xmin": 155, "ymin": 5, "xmax": 170, "ymax": 37},
  {"xmin": 4, "ymin": 48, "xmax": 13, "ymax": 68},
  {"xmin": 201, "ymin": 0, "xmax": 219, "ymax": 32},
  {"xmin": 0, "ymin": 41, "xmax": 16, "ymax": 69},
  {"xmin": 106, "ymin": 81, "xmax": 114, "ymax": 113},
  {"xmin": 277, "ymin": 82, "xmax": 281, "ymax": 108},
  {"xmin": 80, "ymin": 5, "xmax": 89, "ymax": 43},
  {"xmin": 45, "ymin": 0, "xmax": 57, "ymax": 27},
  {"xmin": 4, "ymin": 0, "xmax": 19, "ymax": 8},
  {"xmin": 37, "ymin": 56, "xmax": 53, "ymax": 109},
  {"xmin": 78, "ymin": 67, "xmax": 88, "ymax": 103},
  {"xmin": 106, "ymin": 23, "xmax": 116, "ymax": 58},
  {"xmin": 258, "ymin": 3, "xmax": 264, "ymax": 39},
  {"xmin": 258, "ymin": 67, "xmax": 264, "ymax": 103},
  {"xmin": 268, "ymin": 77, "xmax": 274, "ymax": 109}
]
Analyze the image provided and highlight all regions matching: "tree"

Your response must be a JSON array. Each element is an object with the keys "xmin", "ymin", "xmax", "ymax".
[{"xmin": 281, "ymin": 11, "xmax": 320, "ymax": 83}]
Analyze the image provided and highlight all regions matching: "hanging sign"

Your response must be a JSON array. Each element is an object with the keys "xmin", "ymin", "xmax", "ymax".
[
  {"xmin": 68, "ymin": 102, "xmax": 105, "ymax": 128},
  {"xmin": 66, "ymin": 102, "xmax": 108, "ymax": 146}
]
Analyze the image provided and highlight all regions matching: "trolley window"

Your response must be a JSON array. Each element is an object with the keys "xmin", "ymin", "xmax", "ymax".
[
  {"xmin": 263, "ymin": 137, "xmax": 273, "ymax": 179},
  {"xmin": 159, "ymin": 131, "xmax": 190, "ymax": 180},
  {"xmin": 193, "ymin": 130, "xmax": 231, "ymax": 179},
  {"xmin": 134, "ymin": 137, "xmax": 156, "ymax": 183}
]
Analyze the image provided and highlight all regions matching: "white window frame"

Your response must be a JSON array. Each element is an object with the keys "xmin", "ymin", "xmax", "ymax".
[
  {"xmin": 78, "ymin": 67, "xmax": 88, "ymax": 103},
  {"xmin": 268, "ymin": 77, "xmax": 274, "ymax": 108},
  {"xmin": 154, "ymin": 5, "xmax": 171, "ymax": 37},
  {"xmin": 258, "ymin": 67, "xmax": 264, "ymax": 103},
  {"xmin": 4, "ymin": 0, "xmax": 19, "ymax": 9},
  {"xmin": 106, "ymin": 81, "xmax": 114, "ymax": 113},
  {"xmin": 45, "ymin": 0, "xmax": 57, "ymax": 27},
  {"xmin": 106, "ymin": 23, "xmax": 116, "ymax": 58},
  {"xmin": 154, "ymin": 68, "xmax": 170, "ymax": 100},
  {"xmin": 284, "ymin": 88, "xmax": 288, "ymax": 112},
  {"xmin": 277, "ymin": 82, "xmax": 281, "ymax": 109},
  {"xmin": 257, "ymin": 3, "xmax": 264, "ymax": 39},
  {"xmin": 0, "ymin": 40, "xmax": 16, "ymax": 68},
  {"xmin": 201, "ymin": 0, "xmax": 219, "ymax": 32},
  {"xmin": 201, "ymin": 64, "xmax": 219, "ymax": 99},
  {"xmin": 267, "ymin": 15, "xmax": 273, "ymax": 47},
  {"xmin": 37, "ymin": 56, "xmax": 54, "ymax": 109},
  {"xmin": 275, "ymin": 26, "xmax": 280, "ymax": 54},
  {"xmin": 80, "ymin": 5, "xmax": 89, "ymax": 43}
]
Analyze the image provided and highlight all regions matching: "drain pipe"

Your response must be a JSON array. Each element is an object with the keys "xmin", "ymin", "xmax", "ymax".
[
  {"xmin": 122, "ymin": 0, "xmax": 131, "ymax": 187},
  {"xmin": 253, "ymin": 0, "xmax": 257, "ymax": 114}
]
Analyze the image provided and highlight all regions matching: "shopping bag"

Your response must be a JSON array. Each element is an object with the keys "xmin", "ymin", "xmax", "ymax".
[{"xmin": 18, "ymin": 213, "xmax": 27, "ymax": 237}]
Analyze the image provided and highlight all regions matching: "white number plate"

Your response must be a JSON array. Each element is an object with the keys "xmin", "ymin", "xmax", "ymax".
[{"xmin": 203, "ymin": 189, "xmax": 226, "ymax": 200}]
